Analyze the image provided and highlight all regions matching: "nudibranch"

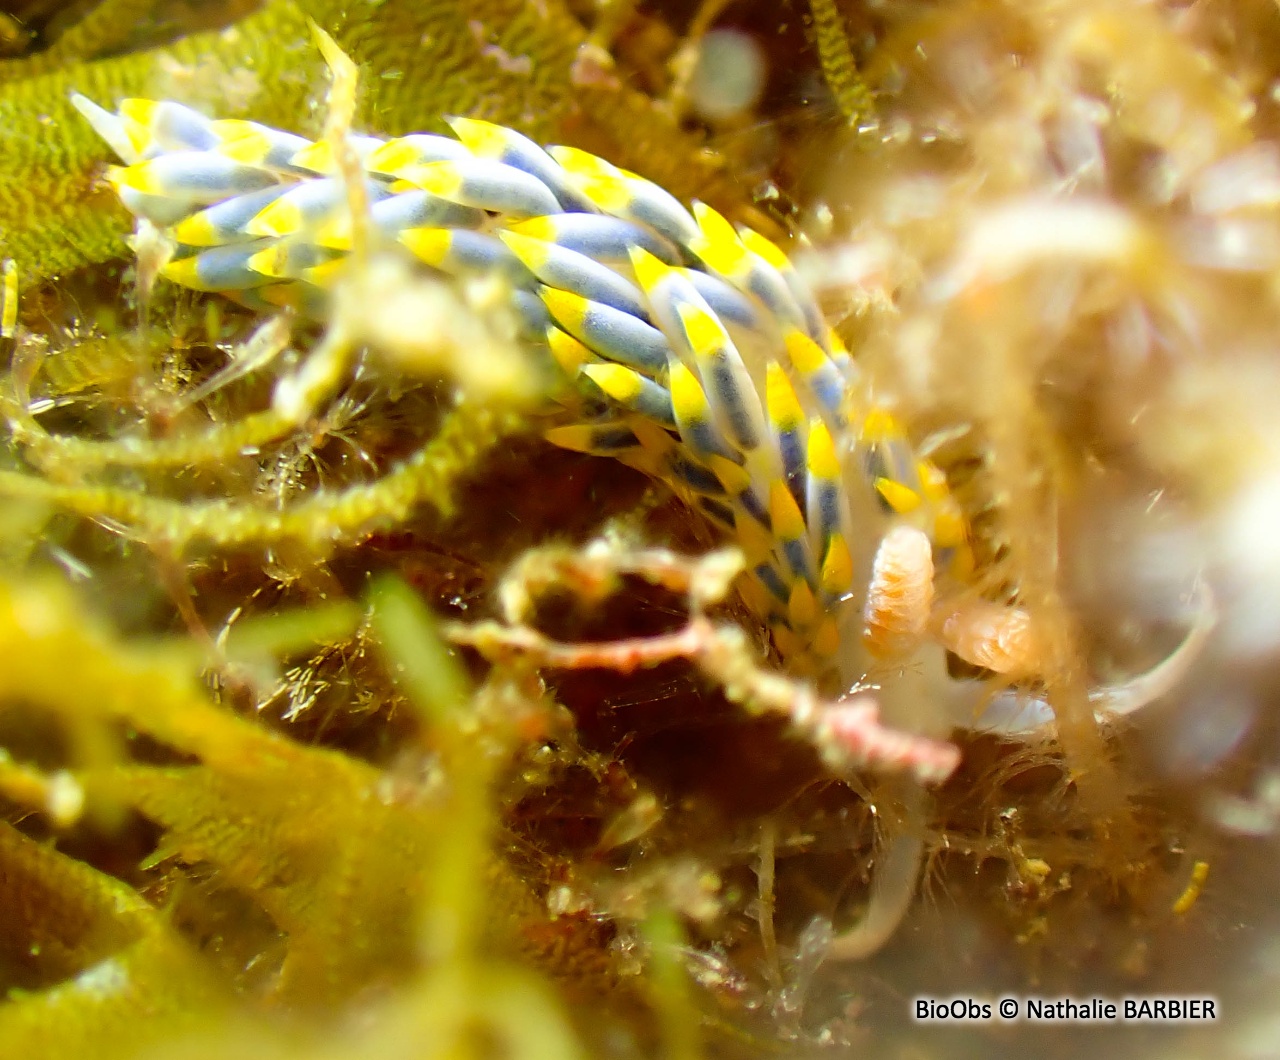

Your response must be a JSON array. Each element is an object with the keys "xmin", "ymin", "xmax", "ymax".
[{"xmin": 71, "ymin": 93, "xmax": 1207, "ymax": 735}]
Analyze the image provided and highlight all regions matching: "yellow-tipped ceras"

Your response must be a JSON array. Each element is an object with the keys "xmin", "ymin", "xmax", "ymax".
[{"xmin": 75, "ymin": 93, "xmax": 1000, "ymax": 682}]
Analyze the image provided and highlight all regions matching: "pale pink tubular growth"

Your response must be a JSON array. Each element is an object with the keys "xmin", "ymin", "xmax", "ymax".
[
  {"xmin": 452, "ymin": 620, "xmax": 706, "ymax": 674},
  {"xmin": 449, "ymin": 614, "xmax": 961, "ymax": 785},
  {"xmin": 808, "ymin": 695, "xmax": 960, "ymax": 784},
  {"xmin": 450, "ymin": 533, "xmax": 963, "ymax": 785}
]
